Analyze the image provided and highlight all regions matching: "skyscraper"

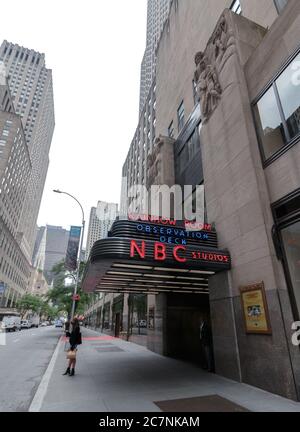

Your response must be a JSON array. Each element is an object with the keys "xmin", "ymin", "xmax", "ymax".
[
  {"xmin": 85, "ymin": 202, "xmax": 118, "ymax": 261},
  {"xmin": 139, "ymin": 0, "xmax": 171, "ymax": 114},
  {"xmin": 32, "ymin": 225, "xmax": 70, "ymax": 284},
  {"xmin": 0, "ymin": 41, "xmax": 55, "ymax": 261},
  {"xmin": 0, "ymin": 76, "xmax": 32, "ymax": 309}
]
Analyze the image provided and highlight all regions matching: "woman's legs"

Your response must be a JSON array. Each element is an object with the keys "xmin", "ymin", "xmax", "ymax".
[{"xmin": 63, "ymin": 360, "xmax": 72, "ymax": 375}]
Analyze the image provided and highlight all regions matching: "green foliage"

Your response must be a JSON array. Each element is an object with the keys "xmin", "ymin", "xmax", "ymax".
[
  {"xmin": 17, "ymin": 293, "xmax": 58, "ymax": 320},
  {"xmin": 46, "ymin": 259, "xmax": 89, "ymax": 318},
  {"xmin": 17, "ymin": 294, "xmax": 43, "ymax": 316}
]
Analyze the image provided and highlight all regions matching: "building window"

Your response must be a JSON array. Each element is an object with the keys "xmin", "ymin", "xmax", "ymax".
[
  {"xmin": 253, "ymin": 50, "xmax": 300, "ymax": 164},
  {"xmin": 272, "ymin": 189, "xmax": 300, "ymax": 320},
  {"xmin": 168, "ymin": 121, "xmax": 174, "ymax": 138},
  {"xmin": 177, "ymin": 101, "xmax": 185, "ymax": 132},
  {"xmin": 177, "ymin": 129, "xmax": 200, "ymax": 174},
  {"xmin": 230, "ymin": 0, "xmax": 242, "ymax": 14},
  {"xmin": 274, "ymin": 0, "xmax": 289, "ymax": 13}
]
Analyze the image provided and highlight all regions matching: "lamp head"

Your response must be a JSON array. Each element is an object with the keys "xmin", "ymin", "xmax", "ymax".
[{"xmin": 53, "ymin": 189, "xmax": 62, "ymax": 194}]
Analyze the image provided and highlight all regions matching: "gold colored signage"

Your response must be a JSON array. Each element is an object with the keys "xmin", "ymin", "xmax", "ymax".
[{"xmin": 240, "ymin": 282, "xmax": 272, "ymax": 335}]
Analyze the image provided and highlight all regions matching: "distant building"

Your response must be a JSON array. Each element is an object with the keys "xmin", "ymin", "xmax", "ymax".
[
  {"xmin": 32, "ymin": 225, "xmax": 69, "ymax": 284},
  {"xmin": 0, "ymin": 40, "xmax": 55, "ymax": 310},
  {"xmin": 28, "ymin": 266, "xmax": 49, "ymax": 296},
  {"xmin": 139, "ymin": 0, "xmax": 171, "ymax": 114},
  {"xmin": 0, "ymin": 78, "xmax": 31, "ymax": 309},
  {"xmin": 85, "ymin": 202, "xmax": 118, "ymax": 261},
  {"xmin": 0, "ymin": 41, "xmax": 55, "ymax": 261}
]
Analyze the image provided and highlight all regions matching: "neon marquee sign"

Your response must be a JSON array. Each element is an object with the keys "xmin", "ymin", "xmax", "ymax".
[
  {"xmin": 128, "ymin": 213, "xmax": 213, "ymax": 231},
  {"xmin": 135, "ymin": 223, "xmax": 210, "ymax": 245},
  {"xmin": 130, "ymin": 240, "xmax": 230, "ymax": 265}
]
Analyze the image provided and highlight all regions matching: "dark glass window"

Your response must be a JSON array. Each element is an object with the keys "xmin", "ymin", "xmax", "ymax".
[
  {"xmin": 230, "ymin": 0, "xmax": 242, "ymax": 15},
  {"xmin": 281, "ymin": 221, "xmax": 300, "ymax": 317},
  {"xmin": 168, "ymin": 121, "xmax": 174, "ymax": 138},
  {"xmin": 275, "ymin": 194, "xmax": 300, "ymax": 221},
  {"xmin": 254, "ymin": 86, "xmax": 286, "ymax": 159},
  {"xmin": 177, "ymin": 101, "xmax": 185, "ymax": 132},
  {"xmin": 177, "ymin": 145, "xmax": 188, "ymax": 174},
  {"xmin": 276, "ymin": 52, "xmax": 300, "ymax": 140},
  {"xmin": 253, "ymin": 50, "xmax": 300, "ymax": 163},
  {"xmin": 187, "ymin": 129, "xmax": 200, "ymax": 161},
  {"xmin": 177, "ymin": 129, "xmax": 200, "ymax": 174},
  {"xmin": 274, "ymin": 0, "xmax": 289, "ymax": 13}
]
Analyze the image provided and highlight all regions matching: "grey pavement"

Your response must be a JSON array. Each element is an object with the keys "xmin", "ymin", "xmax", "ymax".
[
  {"xmin": 36, "ymin": 327, "xmax": 300, "ymax": 412},
  {"xmin": 0, "ymin": 326, "xmax": 61, "ymax": 412}
]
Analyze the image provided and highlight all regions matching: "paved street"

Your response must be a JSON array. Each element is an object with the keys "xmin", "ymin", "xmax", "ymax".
[
  {"xmin": 0, "ymin": 326, "xmax": 62, "ymax": 412},
  {"xmin": 22, "ymin": 328, "xmax": 300, "ymax": 413}
]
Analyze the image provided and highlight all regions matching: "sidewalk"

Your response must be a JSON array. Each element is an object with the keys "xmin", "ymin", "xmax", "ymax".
[{"xmin": 35, "ymin": 328, "xmax": 300, "ymax": 412}]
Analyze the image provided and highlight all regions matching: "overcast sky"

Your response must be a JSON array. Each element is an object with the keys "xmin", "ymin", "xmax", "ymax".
[{"xmin": 1, "ymin": 0, "xmax": 147, "ymax": 240}]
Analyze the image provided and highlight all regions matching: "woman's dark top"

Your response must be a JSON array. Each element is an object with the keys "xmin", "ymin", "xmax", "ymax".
[{"xmin": 69, "ymin": 326, "xmax": 81, "ymax": 349}]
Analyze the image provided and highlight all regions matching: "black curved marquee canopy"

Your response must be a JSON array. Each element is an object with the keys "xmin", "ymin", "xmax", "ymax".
[{"xmin": 82, "ymin": 219, "xmax": 231, "ymax": 295}]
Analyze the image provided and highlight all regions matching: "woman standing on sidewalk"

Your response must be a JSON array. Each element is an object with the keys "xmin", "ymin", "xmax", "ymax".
[{"xmin": 63, "ymin": 318, "xmax": 82, "ymax": 377}]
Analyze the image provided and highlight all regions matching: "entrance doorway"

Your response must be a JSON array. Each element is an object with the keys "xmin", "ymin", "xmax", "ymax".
[{"xmin": 166, "ymin": 293, "xmax": 212, "ymax": 369}]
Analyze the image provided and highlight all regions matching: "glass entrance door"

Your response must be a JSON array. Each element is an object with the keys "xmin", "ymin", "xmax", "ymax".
[{"xmin": 281, "ymin": 221, "xmax": 300, "ymax": 318}]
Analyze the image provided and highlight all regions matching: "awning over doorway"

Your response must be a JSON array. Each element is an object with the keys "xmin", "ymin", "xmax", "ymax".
[{"xmin": 82, "ymin": 219, "xmax": 231, "ymax": 295}]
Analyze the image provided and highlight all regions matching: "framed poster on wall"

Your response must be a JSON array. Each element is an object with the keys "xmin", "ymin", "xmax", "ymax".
[{"xmin": 240, "ymin": 282, "xmax": 272, "ymax": 335}]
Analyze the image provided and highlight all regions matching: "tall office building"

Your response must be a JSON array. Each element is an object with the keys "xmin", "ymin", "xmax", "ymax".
[
  {"xmin": 0, "ymin": 41, "xmax": 55, "ymax": 261},
  {"xmin": 0, "ymin": 76, "xmax": 32, "ymax": 308},
  {"xmin": 32, "ymin": 225, "xmax": 70, "ymax": 284},
  {"xmin": 139, "ymin": 0, "xmax": 171, "ymax": 114},
  {"xmin": 85, "ymin": 202, "xmax": 118, "ymax": 261}
]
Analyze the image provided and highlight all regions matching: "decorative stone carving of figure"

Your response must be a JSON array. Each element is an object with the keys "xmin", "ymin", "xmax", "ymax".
[
  {"xmin": 194, "ymin": 52, "xmax": 222, "ymax": 121},
  {"xmin": 213, "ymin": 15, "xmax": 228, "ymax": 60}
]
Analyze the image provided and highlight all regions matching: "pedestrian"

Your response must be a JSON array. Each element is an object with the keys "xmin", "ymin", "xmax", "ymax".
[
  {"xmin": 63, "ymin": 317, "xmax": 82, "ymax": 377},
  {"xmin": 64, "ymin": 320, "xmax": 70, "ymax": 336},
  {"xmin": 200, "ymin": 319, "xmax": 214, "ymax": 372}
]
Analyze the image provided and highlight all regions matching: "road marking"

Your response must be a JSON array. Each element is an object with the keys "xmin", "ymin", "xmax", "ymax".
[
  {"xmin": 28, "ymin": 336, "xmax": 62, "ymax": 412},
  {"xmin": 13, "ymin": 339, "xmax": 20, "ymax": 343}
]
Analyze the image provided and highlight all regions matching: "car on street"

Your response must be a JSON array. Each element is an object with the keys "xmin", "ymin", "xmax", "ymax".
[
  {"xmin": 55, "ymin": 320, "xmax": 63, "ymax": 328},
  {"xmin": 30, "ymin": 316, "xmax": 40, "ymax": 328},
  {"xmin": 40, "ymin": 321, "xmax": 48, "ymax": 327},
  {"xmin": 0, "ymin": 313, "xmax": 21, "ymax": 332},
  {"xmin": 21, "ymin": 320, "xmax": 32, "ymax": 329}
]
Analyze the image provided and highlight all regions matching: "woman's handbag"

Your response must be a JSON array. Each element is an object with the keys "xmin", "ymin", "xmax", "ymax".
[{"xmin": 66, "ymin": 349, "xmax": 77, "ymax": 360}]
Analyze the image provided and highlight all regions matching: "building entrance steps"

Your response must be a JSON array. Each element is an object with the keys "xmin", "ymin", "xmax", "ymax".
[{"xmin": 36, "ymin": 328, "xmax": 300, "ymax": 412}]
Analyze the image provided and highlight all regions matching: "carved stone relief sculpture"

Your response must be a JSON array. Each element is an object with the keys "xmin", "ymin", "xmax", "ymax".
[{"xmin": 194, "ymin": 51, "xmax": 222, "ymax": 123}]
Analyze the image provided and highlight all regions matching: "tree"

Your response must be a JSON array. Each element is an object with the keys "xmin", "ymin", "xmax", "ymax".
[
  {"xmin": 46, "ymin": 260, "xmax": 89, "ymax": 319},
  {"xmin": 17, "ymin": 294, "xmax": 43, "ymax": 318}
]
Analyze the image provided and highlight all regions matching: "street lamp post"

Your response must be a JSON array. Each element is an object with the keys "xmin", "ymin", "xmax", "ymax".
[{"xmin": 53, "ymin": 190, "xmax": 85, "ymax": 321}]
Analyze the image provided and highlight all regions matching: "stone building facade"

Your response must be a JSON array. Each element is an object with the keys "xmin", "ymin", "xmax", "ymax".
[
  {"xmin": 0, "ymin": 80, "xmax": 32, "ymax": 308},
  {"xmin": 85, "ymin": 0, "xmax": 300, "ymax": 400},
  {"xmin": 152, "ymin": 0, "xmax": 300, "ymax": 400}
]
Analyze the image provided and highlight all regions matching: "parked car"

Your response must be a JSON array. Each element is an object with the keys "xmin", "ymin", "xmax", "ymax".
[
  {"xmin": 139, "ymin": 320, "xmax": 147, "ymax": 328},
  {"xmin": 21, "ymin": 320, "xmax": 31, "ymax": 329},
  {"xmin": 40, "ymin": 321, "xmax": 48, "ymax": 327},
  {"xmin": 30, "ymin": 316, "xmax": 40, "ymax": 328},
  {"xmin": 55, "ymin": 320, "xmax": 63, "ymax": 328},
  {"xmin": 0, "ymin": 314, "xmax": 21, "ymax": 332}
]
